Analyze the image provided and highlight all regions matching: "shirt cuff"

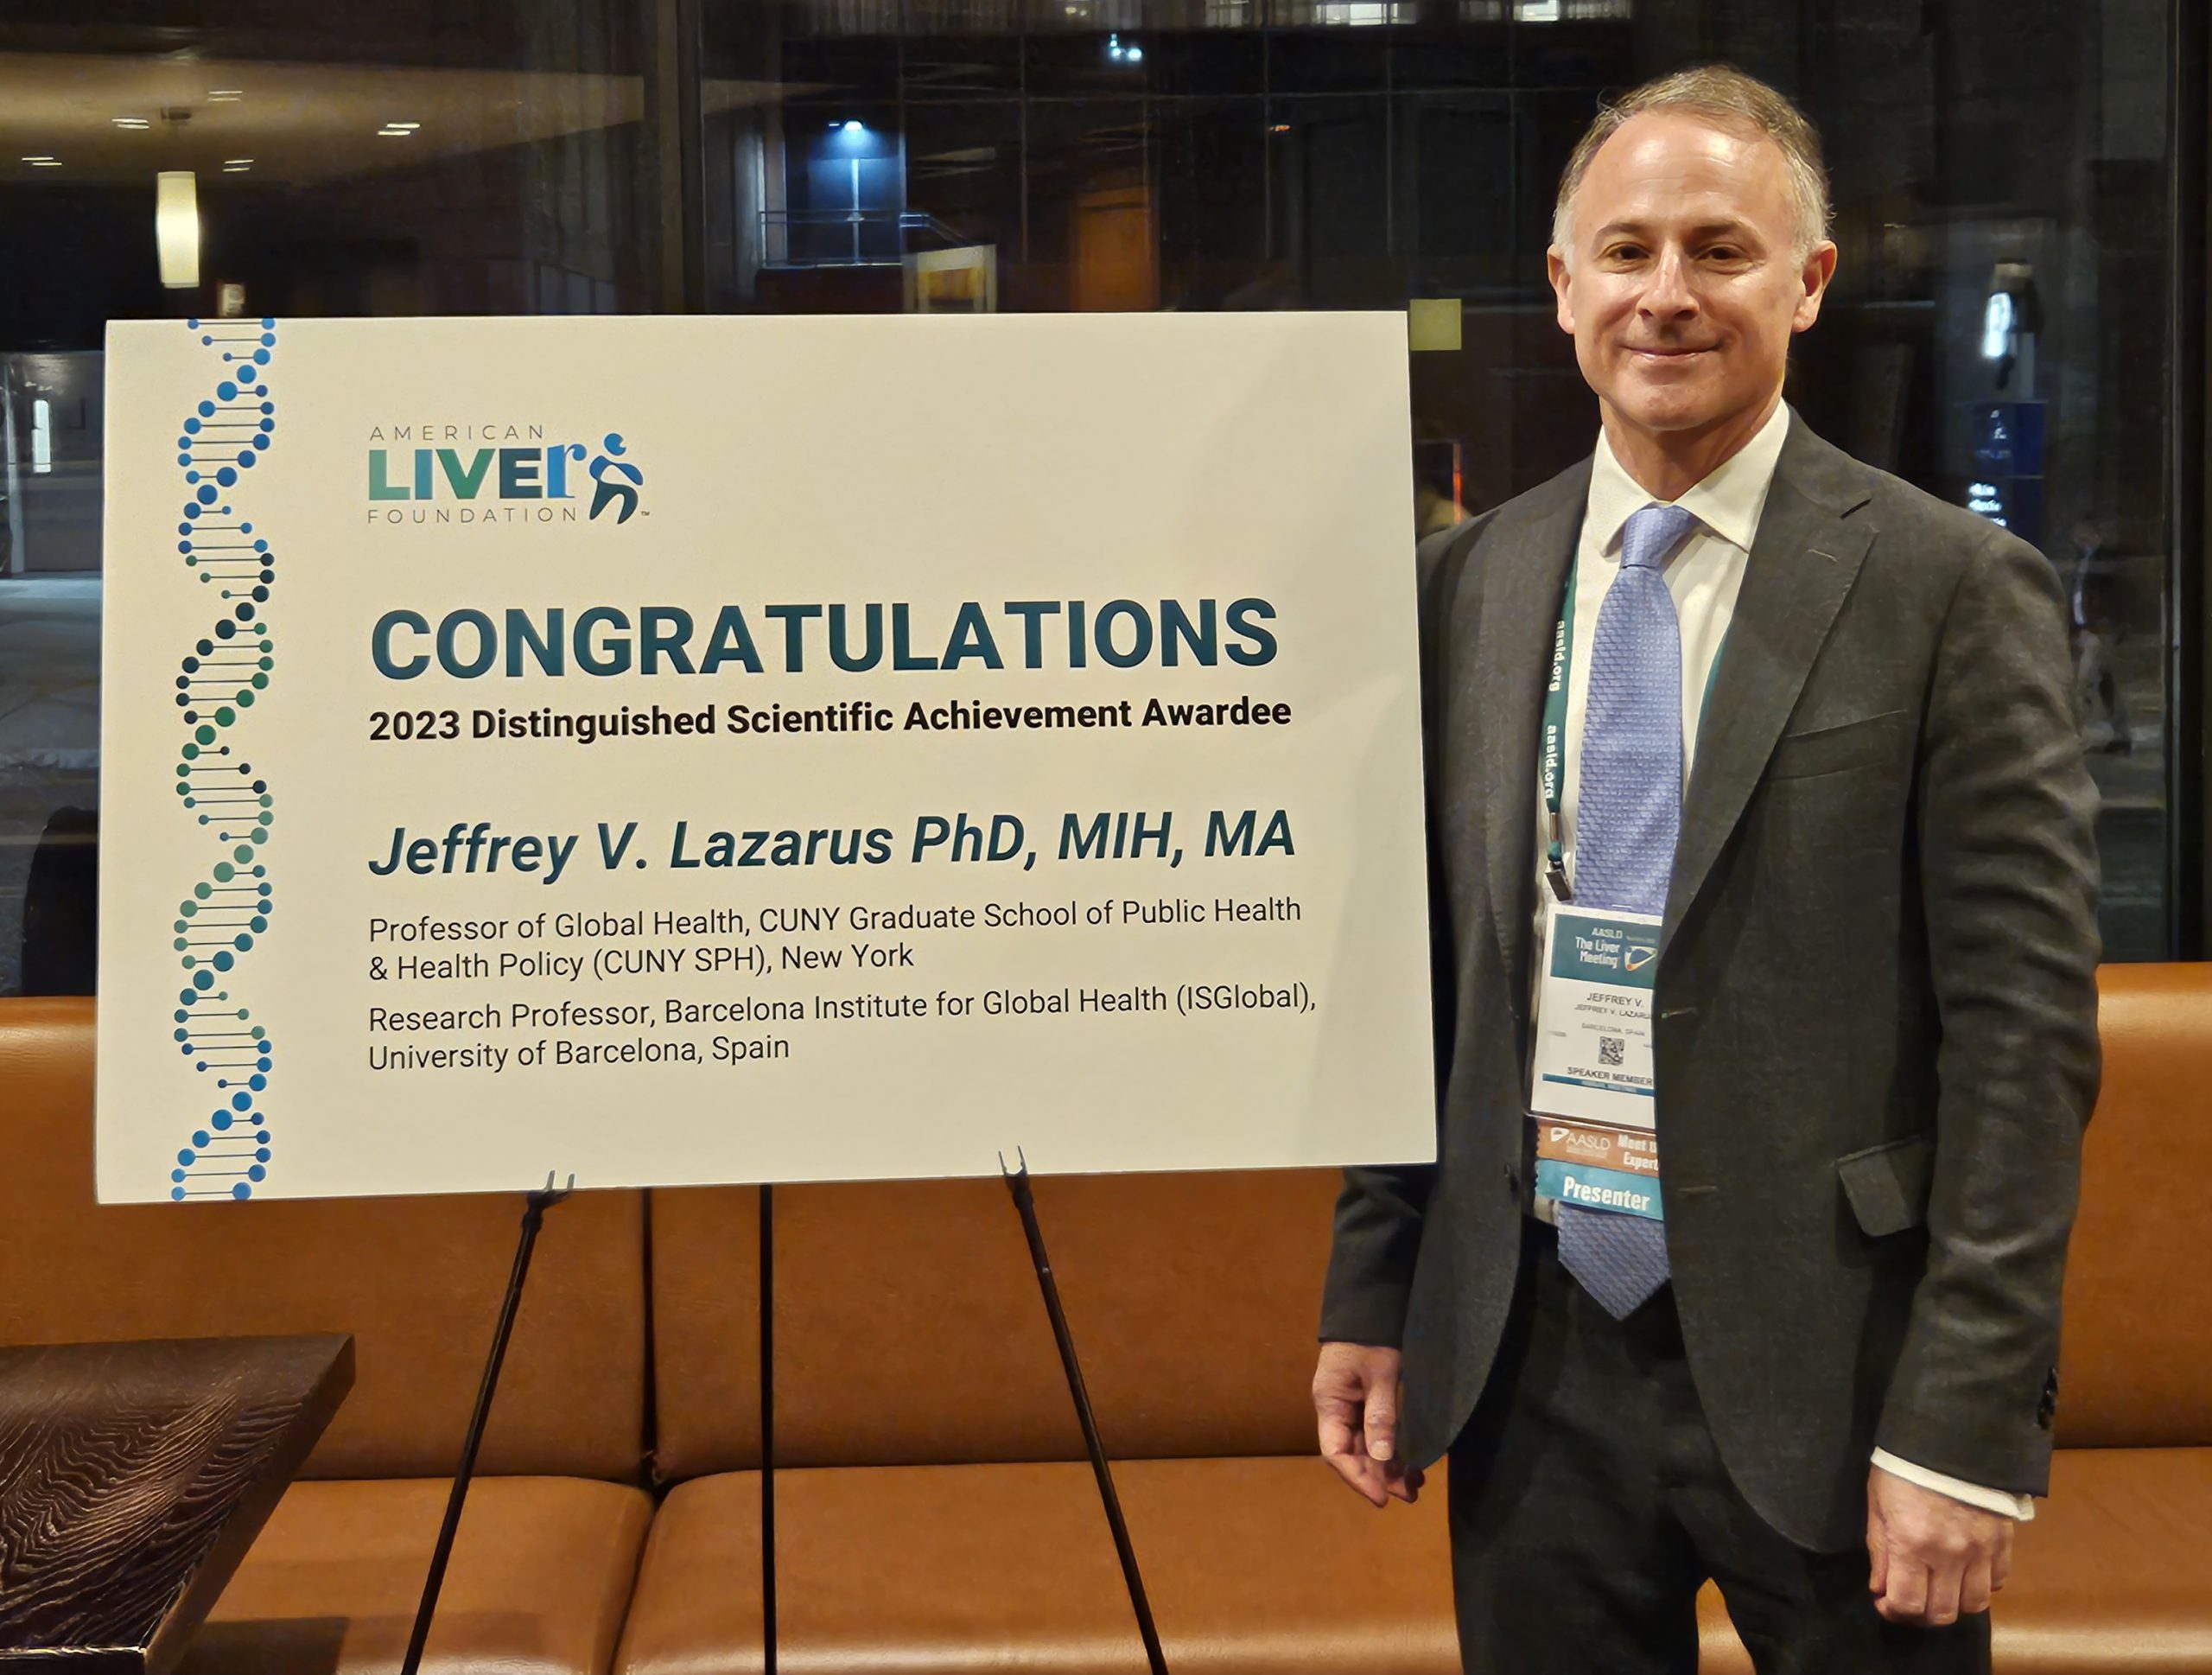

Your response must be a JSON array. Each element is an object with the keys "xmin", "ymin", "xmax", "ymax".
[{"xmin": 1870, "ymin": 1449, "xmax": 2036, "ymax": 1522}]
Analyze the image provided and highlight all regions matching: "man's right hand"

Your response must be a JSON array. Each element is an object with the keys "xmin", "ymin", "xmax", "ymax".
[{"xmin": 1313, "ymin": 1341, "xmax": 1424, "ymax": 1506}]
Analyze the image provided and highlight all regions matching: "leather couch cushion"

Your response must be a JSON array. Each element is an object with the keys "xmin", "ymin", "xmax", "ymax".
[
  {"xmin": 617, "ymin": 1455, "xmax": 1457, "ymax": 1675},
  {"xmin": 0, "ymin": 997, "xmax": 648, "ymax": 1480},
  {"xmin": 182, "ymin": 1475, "xmax": 652, "ymax": 1675},
  {"xmin": 1987, "ymin": 1447, "xmax": 2212, "ymax": 1672},
  {"xmin": 1697, "ymin": 1448, "xmax": 2212, "ymax": 1673},
  {"xmin": 2057, "ymin": 965, "xmax": 2212, "ymax": 1447},
  {"xmin": 652, "ymin": 1171, "xmax": 1339, "ymax": 1477}
]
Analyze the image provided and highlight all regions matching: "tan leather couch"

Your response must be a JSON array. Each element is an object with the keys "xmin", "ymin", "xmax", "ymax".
[{"xmin": 2, "ymin": 963, "xmax": 2206, "ymax": 1673}]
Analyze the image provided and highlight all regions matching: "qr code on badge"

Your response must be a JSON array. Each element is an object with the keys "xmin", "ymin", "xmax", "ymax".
[{"xmin": 1599, "ymin": 1036, "xmax": 1626, "ymax": 1067}]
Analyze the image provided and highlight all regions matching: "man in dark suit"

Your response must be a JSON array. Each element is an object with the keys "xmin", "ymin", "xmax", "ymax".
[{"xmin": 1313, "ymin": 66, "xmax": 2100, "ymax": 1674}]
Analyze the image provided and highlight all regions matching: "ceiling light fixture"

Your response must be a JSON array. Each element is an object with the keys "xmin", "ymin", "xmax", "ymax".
[
  {"xmin": 22, "ymin": 155, "xmax": 60, "ymax": 165},
  {"xmin": 112, "ymin": 117, "xmax": 152, "ymax": 130},
  {"xmin": 208, "ymin": 89, "xmax": 243, "ymax": 101},
  {"xmin": 156, "ymin": 169, "xmax": 200, "ymax": 289}
]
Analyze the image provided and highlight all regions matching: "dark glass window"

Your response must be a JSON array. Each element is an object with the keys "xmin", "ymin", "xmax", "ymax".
[{"xmin": 0, "ymin": 0, "xmax": 2195, "ymax": 989}]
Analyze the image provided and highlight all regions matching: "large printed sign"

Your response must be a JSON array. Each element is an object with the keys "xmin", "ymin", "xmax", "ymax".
[{"xmin": 99, "ymin": 314, "xmax": 1435, "ymax": 1201}]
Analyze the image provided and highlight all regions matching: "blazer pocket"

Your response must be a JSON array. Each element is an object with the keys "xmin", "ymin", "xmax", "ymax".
[
  {"xmin": 1765, "ymin": 709, "xmax": 1910, "ymax": 781},
  {"xmin": 1836, "ymin": 1130, "xmax": 1937, "ymax": 1238}
]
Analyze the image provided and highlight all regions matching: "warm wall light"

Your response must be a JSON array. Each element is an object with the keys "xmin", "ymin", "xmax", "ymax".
[
  {"xmin": 156, "ymin": 169, "xmax": 200, "ymax": 289},
  {"xmin": 112, "ymin": 116, "xmax": 151, "ymax": 130},
  {"xmin": 22, "ymin": 155, "xmax": 60, "ymax": 166}
]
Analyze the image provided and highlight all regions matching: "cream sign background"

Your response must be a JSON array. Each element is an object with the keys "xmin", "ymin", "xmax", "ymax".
[{"xmin": 99, "ymin": 314, "xmax": 1435, "ymax": 1202}]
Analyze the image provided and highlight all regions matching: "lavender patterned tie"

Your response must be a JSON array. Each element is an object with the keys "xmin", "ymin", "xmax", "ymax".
[{"xmin": 1555, "ymin": 500, "xmax": 1698, "ymax": 1319}]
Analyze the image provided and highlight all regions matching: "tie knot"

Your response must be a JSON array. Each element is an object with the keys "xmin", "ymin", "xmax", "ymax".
[{"xmin": 1619, "ymin": 502, "xmax": 1700, "ymax": 571}]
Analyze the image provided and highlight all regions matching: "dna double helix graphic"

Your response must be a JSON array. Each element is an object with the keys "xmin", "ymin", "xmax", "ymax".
[{"xmin": 168, "ymin": 318, "xmax": 279, "ymax": 1202}]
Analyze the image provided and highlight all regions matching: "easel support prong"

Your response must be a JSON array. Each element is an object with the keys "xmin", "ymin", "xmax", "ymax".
[{"xmin": 398, "ymin": 1170, "xmax": 575, "ymax": 1675}]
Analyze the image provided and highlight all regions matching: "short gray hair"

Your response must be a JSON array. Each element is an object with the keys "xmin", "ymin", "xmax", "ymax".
[{"xmin": 1552, "ymin": 65, "xmax": 1833, "ymax": 263}]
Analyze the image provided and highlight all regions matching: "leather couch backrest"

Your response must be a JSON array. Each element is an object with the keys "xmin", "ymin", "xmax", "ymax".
[
  {"xmin": 2056, "ymin": 963, "xmax": 2212, "ymax": 1447},
  {"xmin": 0, "ymin": 998, "xmax": 649, "ymax": 1481},
  {"xmin": 652, "ymin": 1169, "xmax": 1338, "ymax": 1476}
]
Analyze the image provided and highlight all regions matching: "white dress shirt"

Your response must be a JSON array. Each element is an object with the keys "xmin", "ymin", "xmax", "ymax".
[{"xmin": 1529, "ymin": 398, "xmax": 2033, "ymax": 1523}]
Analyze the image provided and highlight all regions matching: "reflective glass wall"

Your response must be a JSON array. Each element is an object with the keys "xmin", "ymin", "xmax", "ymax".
[{"xmin": 0, "ymin": 0, "xmax": 2195, "ymax": 990}]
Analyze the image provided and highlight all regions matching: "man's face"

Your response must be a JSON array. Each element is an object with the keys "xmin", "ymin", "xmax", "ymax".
[{"xmin": 1548, "ymin": 111, "xmax": 1835, "ymax": 440}]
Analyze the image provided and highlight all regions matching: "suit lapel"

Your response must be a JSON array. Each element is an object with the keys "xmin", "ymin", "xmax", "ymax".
[
  {"xmin": 1470, "ymin": 464, "xmax": 1586, "ymax": 1017},
  {"xmin": 1660, "ymin": 422, "xmax": 1875, "ymax": 959}
]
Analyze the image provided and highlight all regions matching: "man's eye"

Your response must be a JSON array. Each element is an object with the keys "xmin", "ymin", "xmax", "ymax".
[{"xmin": 1605, "ymin": 245, "xmax": 1645, "ymax": 262}]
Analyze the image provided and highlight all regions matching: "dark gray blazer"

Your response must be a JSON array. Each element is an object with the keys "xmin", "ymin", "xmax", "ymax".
[{"xmin": 1321, "ymin": 414, "xmax": 2101, "ymax": 1552}]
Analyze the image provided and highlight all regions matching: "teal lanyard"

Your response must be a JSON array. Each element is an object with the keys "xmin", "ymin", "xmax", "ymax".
[{"xmin": 1541, "ymin": 554, "xmax": 1726, "ymax": 903}]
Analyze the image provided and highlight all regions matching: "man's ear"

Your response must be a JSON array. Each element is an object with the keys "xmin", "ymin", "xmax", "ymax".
[
  {"xmin": 1548, "ymin": 247, "xmax": 1575, "ymax": 336},
  {"xmin": 1793, "ymin": 240, "xmax": 1840, "ymax": 334}
]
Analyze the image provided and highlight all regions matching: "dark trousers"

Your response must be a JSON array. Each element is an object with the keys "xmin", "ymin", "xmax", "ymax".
[{"xmin": 1448, "ymin": 1224, "xmax": 1993, "ymax": 1675}]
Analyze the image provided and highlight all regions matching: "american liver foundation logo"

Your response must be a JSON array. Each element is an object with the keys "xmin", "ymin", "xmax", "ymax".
[{"xmin": 365, "ymin": 424, "xmax": 646, "ymax": 526}]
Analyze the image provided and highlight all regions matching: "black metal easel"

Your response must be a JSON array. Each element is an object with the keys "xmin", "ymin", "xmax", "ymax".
[
  {"xmin": 760, "ymin": 1180, "xmax": 778, "ymax": 1675},
  {"xmin": 398, "ymin": 1171, "xmax": 574, "ymax": 1675},
  {"xmin": 1001, "ymin": 1150, "xmax": 1171, "ymax": 1675}
]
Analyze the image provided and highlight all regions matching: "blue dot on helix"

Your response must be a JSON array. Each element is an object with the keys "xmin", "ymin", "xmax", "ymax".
[
  {"xmin": 217, "ymin": 467, "xmax": 238, "ymax": 487},
  {"xmin": 261, "ymin": 332, "xmax": 275, "ymax": 346},
  {"xmin": 197, "ymin": 485, "xmax": 219, "ymax": 505},
  {"xmin": 178, "ymin": 1148, "xmax": 196, "ymax": 1165},
  {"xmin": 173, "ymin": 1169, "xmax": 188, "ymax": 1183},
  {"xmin": 193, "ymin": 1130, "xmax": 211, "ymax": 1148},
  {"xmin": 193, "ymin": 971, "xmax": 213, "ymax": 990},
  {"xmin": 249, "ymin": 1165, "xmax": 267, "ymax": 1181},
  {"xmin": 257, "ymin": 1148, "xmax": 271, "ymax": 1162},
  {"xmin": 233, "ymin": 1183, "xmax": 252, "ymax": 1201},
  {"xmin": 232, "ymin": 1092, "xmax": 252, "ymax": 1112},
  {"xmin": 213, "ymin": 1111, "xmax": 233, "ymax": 1130},
  {"xmin": 248, "ymin": 1073, "xmax": 266, "ymax": 1091},
  {"xmin": 185, "ymin": 417, "xmax": 202, "ymax": 434},
  {"xmin": 253, "ymin": 349, "xmax": 270, "ymax": 365},
  {"xmin": 177, "ymin": 454, "xmax": 192, "ymax": 468},
  {"xmin": 172, "ymin": 1188, "xmax": 187, "ymax": 1201},
  {"xmin": 198, "ymin": 400, "xmax": 215, "ymax": 417},
  {"xmin": 256, "ymin": 1130, "xmax": 271, "ymax": 1144},
  {"xmin": 217, "ymin": 380, "xmax": 238, "ymax": 400}
]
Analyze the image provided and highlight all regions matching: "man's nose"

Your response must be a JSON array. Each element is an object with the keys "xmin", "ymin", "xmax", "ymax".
[{"xmin": 1637, "ymin": 247, "xmax": 1699, "ymax": 318}]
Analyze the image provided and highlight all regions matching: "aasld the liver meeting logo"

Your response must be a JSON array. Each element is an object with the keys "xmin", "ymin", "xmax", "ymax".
[{"xmin": 365, "ymin": 424, "xmax": 645, "ymax": 527}]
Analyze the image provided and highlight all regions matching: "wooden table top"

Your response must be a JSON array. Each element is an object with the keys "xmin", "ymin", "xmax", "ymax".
[{"xmin": 0, "ymin": 1334, "xmax": 354, "ymax": 1675}]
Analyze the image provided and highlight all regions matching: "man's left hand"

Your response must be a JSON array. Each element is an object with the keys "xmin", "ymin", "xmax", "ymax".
[{"xmin": 1866, "ymin": 1465, "xmax": 2014, "ymax": 1627}]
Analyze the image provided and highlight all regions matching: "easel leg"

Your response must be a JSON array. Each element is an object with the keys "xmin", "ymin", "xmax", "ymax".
[
  {"xmin": 761, "ymin": 1179, "xmax": 778, "ymax": 1675},
  {"xmin": 399, "ymin": 1173, "xmax": 573, "ymax": 1675},
  {"xmin": 1001, "ymin": 1154, "xmax": 1170, "ymax": 1675}
]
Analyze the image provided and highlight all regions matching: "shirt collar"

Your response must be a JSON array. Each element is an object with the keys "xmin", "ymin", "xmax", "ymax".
[{"xmin": 1586, "ymin": 398, "xmax": 1793, "ymax": 559}]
